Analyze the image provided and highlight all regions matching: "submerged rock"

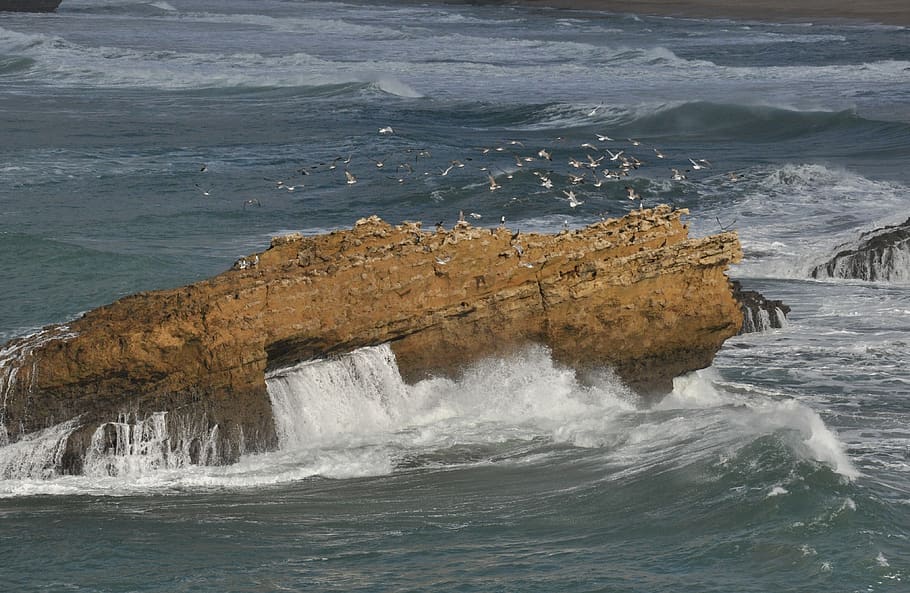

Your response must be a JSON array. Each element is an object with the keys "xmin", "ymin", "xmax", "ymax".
[
  {"xmin": 731, "ymin": 280, "xmax": 790, "ymax": 334},
  {"xmin": 0, "ymin": 205, "xmax": 743, "ymax": 475},
  {"xmin": 810, "ymin": 217, "xmax": 910, "ymax": 282}
]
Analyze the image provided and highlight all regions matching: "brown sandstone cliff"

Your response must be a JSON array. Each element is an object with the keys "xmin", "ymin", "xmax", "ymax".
[{"xmin": 0, "ymin": 205, "xmax": 742, "ymax": 473}]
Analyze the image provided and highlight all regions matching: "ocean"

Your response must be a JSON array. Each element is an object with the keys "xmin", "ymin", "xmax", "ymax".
[{"xmin": 1, "ymin": 1, "xmax": 909, "ymax": 591}]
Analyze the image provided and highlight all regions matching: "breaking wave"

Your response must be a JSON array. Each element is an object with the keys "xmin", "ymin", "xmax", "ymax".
[{"xmin": 0, "ymin": 344, "xmax": 857, "ymax": 496}]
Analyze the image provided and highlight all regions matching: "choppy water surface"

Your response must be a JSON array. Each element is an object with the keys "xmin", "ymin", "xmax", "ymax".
[{"xmin": 1, "ymin": 1, "xmax": 909, "ymax": 591}]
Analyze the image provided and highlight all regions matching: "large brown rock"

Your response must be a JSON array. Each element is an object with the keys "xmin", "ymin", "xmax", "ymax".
[{"xmin": 0, "ymin": 205, "xmax": 742, "ymax": 474}]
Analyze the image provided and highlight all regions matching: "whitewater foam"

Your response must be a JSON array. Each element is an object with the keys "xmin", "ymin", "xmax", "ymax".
[{"xmin": 0, "ymin": 342, "xmax": 862, "ymax": 494}]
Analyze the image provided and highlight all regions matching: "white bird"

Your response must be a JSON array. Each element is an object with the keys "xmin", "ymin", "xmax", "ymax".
[
  {"xmin": 194, "ymin": 183, "xmax": 210, "ymax": 197},
  {"xmin": 671, "ymin": 168, "xmax": 688, "ymax": 181},
  {"xmin": 563, "ymin": 190, "xmax": 584, "ymax": 208},
  {"xmin": 625, "ymin": 186, "xmax": 643, "ymax": 210},
  {"xmin": 653, "ymin": 148, "xmax": 665, "ymax": 159},
  {"xmin": 606, "ymin": 149, "xmax": 625, "ymax": 161},
  {"xmin": 469, "ymin": 212, "xmax": 482, "ymax": 219},
  {"xmin": 537, "ymin": 148, "xmax": 552, "ymax": 161},
  {"xmin": 345, "ymin": 170, "xmax": 357, "ymax": 185},
  {"xmin": 243, "ymin": 198, "xmax": 261, "ymax": 209},
  {"xmin": 378, "ymin": 126, "xmax": 394, "ymax": 134},
  {"xmin": 595, "ymin": 133, "xmax": 614, "ymax": 142},
  {"xmin": 488, "ymin": 174, "xmax": 501, "ymax": 191},
  {"xmin": 688, "ymin": 158, "xmax": 711, "ymax": 170},
  {"xmin": 435, "ymin": 256, "xmax": 451, "ymax": 265}
]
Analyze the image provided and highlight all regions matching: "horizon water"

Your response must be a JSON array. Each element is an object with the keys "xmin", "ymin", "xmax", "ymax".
[{"xmin": 1, "ymin": 1, "xmax": 909, "ymax": 591}]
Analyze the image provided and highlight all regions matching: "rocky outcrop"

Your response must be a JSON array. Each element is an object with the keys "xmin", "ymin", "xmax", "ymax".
[
  {"xmin": 810, "ymin": 217, "xmax": 910, "ymax": 282},
  {"xmin": 731, "ymin": 281, "xmax": 790, "ymax": 334},
  {"xmin": 0, "ymin": 205, "xmax": 743, "ymax": 475}
]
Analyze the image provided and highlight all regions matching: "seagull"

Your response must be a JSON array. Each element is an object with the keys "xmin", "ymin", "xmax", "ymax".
[
  {"xmin": 627, "ymin": 138, "xmax": 641, "ymax": 146},
  {"xmin": 469, "ymin": 212, "xmax": 482, "ymax": 219},
  {"xmin": 488, "ymin": 174, "xmax": 501, "ymax": 191},
  {"xmin": 194, "ymin": 183, "xmax": 210, "ymax": 196},
  {"xmin": 345, "ymin": 170, "xmax": 357, "ymax": 185},
  {"xmin": 688, "ymin": 158, "xmax": 711, "ymax": 170},
  {"xmin": 625, "ymin": 186, "xmax": 643, "ymax": 210},
  {"xmin": 520, "ymin": 262, "xmax": 534, "ymax": 268},
  {"xmin": 440, "ymin": 164, "xmax": 455, "ymax": 176},
  {"xmin": 537, "ymin": 148, "xmax": 552, "ymax": 161},
  {"xmin": 513, "ymin": 243, "xmax": 524, "ymax": 256},
  {"xmin": 588, "ymin": 103, "xmax": 604, "ymax": 117},
  {"xmin": 606, "ymin": 149, "xmax": 625, "ymax": 161},
  {"xmin": 563, "ymin": 190, "xmax": 584, "ymax": 208},
  {"xmin": 580, "ymin": 142, "xmax": 598, "ymax": 150},
  {"xmin": 378, "ymin": 126, "xmax": 394, "ymax": 134},
  {"xmin": 653, "ymin": 148, "xmax": 665, "ymax": 159},
  {"xmin": 199, "ymin": 164, "xmax": 208, "ymax": 173},
  {"xmin": 670, "ymin": 168, "xmax": 688, "ymax": 181},
  {"xmin": 435, "ymin": 256, "xmax": 451, "ymax": 265},
  {"xmin": 243, "ymin": 198, "xmax": 261, "ymax": 209},
  {"xmin": 595, "ymin": 133, "xmax": 614, "ymax": 142}
]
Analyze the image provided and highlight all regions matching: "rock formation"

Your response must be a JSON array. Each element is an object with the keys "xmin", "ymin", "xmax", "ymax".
[
  {"xmin": 0, "ymin": 205, "xmax": 743, "ymax": 475},
  {"xmin": 731, "ymin": 280, "xmax": 790, "ymax": 334},
  {"xmin": 810, "ymin": 217, "xmax": 910, "ymax": 282}
]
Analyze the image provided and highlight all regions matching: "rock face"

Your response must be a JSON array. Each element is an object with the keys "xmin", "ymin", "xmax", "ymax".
[
  {"xmin": 731, "ymin": 281, "xmax": 790, "ymax": 334},
  {"xmin": 810, "ymin": 217, "xmax": 910, "ymax": 282},
  {"xmin": 0, "ymin": 205, "xmax": 743, "ymax": 475}
]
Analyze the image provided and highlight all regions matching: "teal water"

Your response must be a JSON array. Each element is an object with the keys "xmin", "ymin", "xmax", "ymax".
[{"xmin": 1, "ymin": 1, "xmax": 909, "ymax": 591}]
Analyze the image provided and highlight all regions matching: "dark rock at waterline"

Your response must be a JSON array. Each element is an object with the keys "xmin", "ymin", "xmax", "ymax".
[
  {"xmin": 810, "ymin": 217, "xmax": 910, "ymax": 282},
  {"xmin": 731, "ymin": 280, "xmax": 790, "ymax": 334}
]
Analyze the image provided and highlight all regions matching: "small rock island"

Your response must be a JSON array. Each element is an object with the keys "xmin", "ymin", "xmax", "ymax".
[{"xmin": 0, "ymin": 205, "xmax": 743, "ymax": 474}]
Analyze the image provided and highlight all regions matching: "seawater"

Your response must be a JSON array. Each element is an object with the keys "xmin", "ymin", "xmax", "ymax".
[{"xmin": 1, "ymin": 1, "xmax": 909, "ymax": 591}]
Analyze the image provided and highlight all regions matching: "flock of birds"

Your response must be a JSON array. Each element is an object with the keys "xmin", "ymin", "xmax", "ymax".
[{"xmin": 196, "ymin": 123, "xmax": 739, "ymax": 224}]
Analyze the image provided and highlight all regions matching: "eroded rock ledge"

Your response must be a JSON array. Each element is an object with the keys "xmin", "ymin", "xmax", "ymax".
[{"xmin": 0, "ymin": 205, "xmax": 742, "ymax": 473}]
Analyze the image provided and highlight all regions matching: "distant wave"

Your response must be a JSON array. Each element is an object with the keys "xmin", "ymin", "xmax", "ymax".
[
  {"xmin": 686, "ymin": 163, "xmax": 910, "ymax": 280},
  {"xmin": 0, "ymin": 27, "xmax": 422, "ymax": 95},
  {"xmin": 509, "ymin": 100, "xmax": 881, "ymax": 140}
]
